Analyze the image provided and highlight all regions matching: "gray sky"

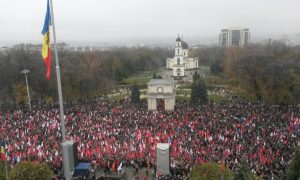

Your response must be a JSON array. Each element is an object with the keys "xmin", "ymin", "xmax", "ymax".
[{"xmin": 0, "ymin": 0, "xmax": 299, "ymax": 44}]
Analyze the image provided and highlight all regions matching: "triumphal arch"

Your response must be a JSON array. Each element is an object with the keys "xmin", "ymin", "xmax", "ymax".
[{"xmin": 147, "ymin": 79, "xmax": 175, "ymax": 111}]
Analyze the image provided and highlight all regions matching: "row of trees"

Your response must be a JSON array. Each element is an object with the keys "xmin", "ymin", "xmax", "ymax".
[
  {"xmin": 223, "ymin": 43, "xmax": 300, "ymax": 104},
  {"xmin": 193, "ymin": 41, "xmax": 300, "ymax": 104},
  {"xmin": 1, "ymin": 41, "xmax": 300, "ymax": 105},
  {"xmin": 0, "ymin": 44, "xmax": 171, "ymax": 104}
]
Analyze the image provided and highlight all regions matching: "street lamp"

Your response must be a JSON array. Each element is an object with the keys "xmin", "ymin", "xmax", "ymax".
[{"xmin": 21, "ymin": 69, "xmax": 31, "ymax": 110}]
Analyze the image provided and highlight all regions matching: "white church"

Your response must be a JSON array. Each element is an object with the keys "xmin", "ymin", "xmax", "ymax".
[
  {"xmin": 147, "ymin": 36, "xmax": 204, "ymax": 110},
  {"xmin": 166, "ymin": 36, "xmax": 199, "ymax": 77}
]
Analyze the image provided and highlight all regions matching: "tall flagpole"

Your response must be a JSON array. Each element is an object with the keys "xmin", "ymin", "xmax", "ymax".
[
  {"xmin": 49, "ymin": 0, "xmax": 69, "ymax": 180},
  {"xmin": 4, "ymin": 158, "xmax": 8, "ymax": 180},
  {"xmin": 49, "ymin": 0, "xmax": 66, "ymax": 142}
]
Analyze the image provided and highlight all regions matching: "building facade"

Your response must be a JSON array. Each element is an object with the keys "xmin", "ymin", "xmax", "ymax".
[
  {"xmin": 219, "ymin": 27, "xmax": 250, "ymax": 47},
  {"xmin": 147, "ymin": 79, "xmax": 175, "ymax": 111},
  {"xmin": 166, "ymin": 37, "xmax": 199, "ymax": 77}
]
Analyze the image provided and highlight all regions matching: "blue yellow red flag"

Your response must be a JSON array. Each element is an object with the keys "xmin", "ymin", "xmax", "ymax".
[{"xmin": 41, "ymin": 0, "xmax": 51, "ymax": 80}]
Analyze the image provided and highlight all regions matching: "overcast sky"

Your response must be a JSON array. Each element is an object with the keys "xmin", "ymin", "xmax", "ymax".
[{"xmin": 0, "ymin": 0, "xmax": 299, "ymax": 44}]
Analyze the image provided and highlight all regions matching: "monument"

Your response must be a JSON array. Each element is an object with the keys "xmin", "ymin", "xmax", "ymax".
[{"xmin": 147, "ymin": 79, "xmax": 175, "ymax": 111}]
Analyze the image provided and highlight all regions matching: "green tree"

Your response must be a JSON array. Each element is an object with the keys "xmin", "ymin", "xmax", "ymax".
[
  {"xmin": 0, "ymin": 160, "xmax": 10, "ymax": 180},
  {"xmin": 190, "ymin": 163, "xmax": 233, "ymax": 180},
  {"xmin": 192, "ymin": 71, "xmax": 200, "ymax": 83},
  {"xmin": 234, "ymin": 157, "xmax": 252, "ymax": 180},
  {"xmin": 131, "ymin": 83, "xmax": 140, "ymax": 104},
  {"xmin": 286, "ymin": 146, "xmax": 300, "ymax": 180},
  {"xmin": 234, "ymin": 157, "xmax": 262, "ymax": 180},
  {"xmin": 9, "ymin": 161, "xmax": 53, "ymax": 180},
  {"xmin": 190, "ymin": 78, "xmax": 208, "ymax": 105}
]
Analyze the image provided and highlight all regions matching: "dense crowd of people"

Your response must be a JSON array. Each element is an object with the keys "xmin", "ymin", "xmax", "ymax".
[{"xmin": 1, "ymin": 97, "xmax": 300, "ymax": 179}]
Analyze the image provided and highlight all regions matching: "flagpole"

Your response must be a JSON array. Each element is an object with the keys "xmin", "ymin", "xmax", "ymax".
[
  {"xmin": 49, "ymin": 0, "xmax": 69, "ymax": 180},
  {"xmin": 5, "ymin": 159, "xmax": 8, "ymax": 180},
  {"xmin": 49, "ymin": 0, "xmax": 66, "ymax": 142}
]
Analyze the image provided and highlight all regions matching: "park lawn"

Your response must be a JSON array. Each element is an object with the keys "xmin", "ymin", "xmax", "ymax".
[
  {"xmin": 204, "ymin": 75, "xmax": 227, "ymax": 85},
  {"xmin": 176, "ymin": 96, "xmax": 190, "ymax": 102},
  {"xmin": 121, "ymin": 72, "xmax": 153, "ymax": 87},
  {"xmin": 176, "ymin": 89, "xmax": 191, "ymax": 95},
  {"xmin": 177, "ymin": 84, "xmax": 192, "ymax": 89},
  {"xmin": 209, "ymin": 94, "xmax": 227, "ymax": 103},
  {"xmin": 231, "ymin": 86, "xmax": 257, "ymax": 102}
]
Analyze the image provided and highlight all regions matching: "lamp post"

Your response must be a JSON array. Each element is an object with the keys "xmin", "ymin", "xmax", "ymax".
[{"xmin": 21, "ymin": 69, "xmax": 31, "ymax": 111}]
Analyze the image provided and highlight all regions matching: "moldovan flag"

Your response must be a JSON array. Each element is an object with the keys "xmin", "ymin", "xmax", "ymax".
[{"xmin": 41, "ymin": 0, "xmax": 51, "ymax": 80}]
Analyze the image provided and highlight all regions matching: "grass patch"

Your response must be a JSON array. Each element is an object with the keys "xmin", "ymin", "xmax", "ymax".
[
  {"xmin": 176, "ymin": 96, "xmax": 190, "ymax": 102},
  {"xmin": 235, "ymin": 89, "xmax": 257, "ymax": 102},
  {"xmin": 176, "ymin": 89, "xmax": 191, "ymax": 96},
  {"xmin": 177, "ymin": 84, "xmax": 192, "ymax": 89},
  {"xmin": 226, "ymin": 79, "xmax": 240, "ymax": 87},
  {"xmin": 121, "ymin": 72, "xmax": 153, "ymax": 87},
  {"xmin": 209, "ymin": 94, "xmax": 227, "ymax": 103},
  {"xmin": 204, "ymin": 75, "xmax": 227, "ymax": 85}
]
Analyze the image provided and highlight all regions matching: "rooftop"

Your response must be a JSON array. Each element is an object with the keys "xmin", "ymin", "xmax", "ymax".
[{"xmin": 182, "ymin": 41, "xmax": 188, "ymax": 49}]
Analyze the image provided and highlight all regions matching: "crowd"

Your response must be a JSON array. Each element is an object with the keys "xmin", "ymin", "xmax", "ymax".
[{"xmin": 1, "ymin": 98, "xmax": 300, "ymax": 179}]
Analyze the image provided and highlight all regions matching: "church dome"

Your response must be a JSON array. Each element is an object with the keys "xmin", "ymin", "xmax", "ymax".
[
  {"xmin": 182, "ymin": 41, "xmax": 188, "ymax": 49},
  {"xmin": 176, "ymin": 37, "xmax": 181, "ymax": 42}
]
